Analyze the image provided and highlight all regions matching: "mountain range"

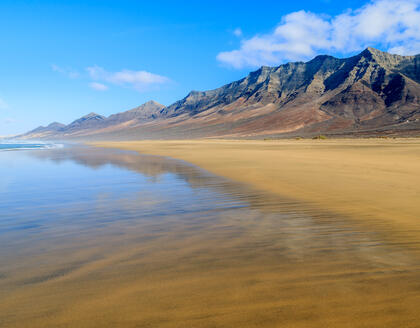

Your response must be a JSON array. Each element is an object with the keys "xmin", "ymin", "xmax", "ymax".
[{"xmin": 19, "ymin": 47, "xmax": 420, "ymax": 140}]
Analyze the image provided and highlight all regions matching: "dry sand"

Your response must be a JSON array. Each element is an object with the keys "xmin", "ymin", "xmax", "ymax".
[{"xmin": 94, "ymin": 138, "xmax": 420, "ymax": 238}]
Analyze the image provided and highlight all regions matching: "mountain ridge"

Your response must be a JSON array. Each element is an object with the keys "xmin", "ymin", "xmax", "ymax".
[{"xmin": 19, "ymin": 47, "xmax": 420, "ymax": 140}]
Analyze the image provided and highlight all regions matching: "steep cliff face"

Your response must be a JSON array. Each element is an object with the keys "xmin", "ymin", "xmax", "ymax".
[
  {"xmin": 317, "ymin": 48, "xmax": 420, "ymax": 130},
  {"xmin": 161, "ymin": 55, "xmax": 344, "ymax": 117},
  {"xmin": 166, "ymin": 48, "xmax": 420, "ymax": 126},
  {"xmin": 20, "ymin": 48, "xmax": 420, "ymax": 140}
]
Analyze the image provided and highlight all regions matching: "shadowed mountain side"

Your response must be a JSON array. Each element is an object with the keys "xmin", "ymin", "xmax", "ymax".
[{"xmin": 20, "ymin": 48, "xmax": 420, "ymax": 140}]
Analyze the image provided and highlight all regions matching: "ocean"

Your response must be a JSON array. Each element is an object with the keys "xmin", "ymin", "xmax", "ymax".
[{"xmin": 0, "ymin": 141, "xmax": 61, "ymax": 151}]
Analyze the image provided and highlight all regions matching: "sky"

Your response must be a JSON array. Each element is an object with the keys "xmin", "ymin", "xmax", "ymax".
[{"xmin": 1, "ymin": 0, "xmax": 420, "ymax": 135}]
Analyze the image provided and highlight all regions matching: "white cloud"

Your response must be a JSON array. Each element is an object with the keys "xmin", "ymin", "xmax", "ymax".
[
  {"xmin": 0, "ymin": 97, "xmax": 8, "ymax": 110},
  {"xmin": 217, "ymin": 0, "xmax": 420, "ymax": 68},
  {"xmin": 86, "ymin": 65, "xmax": 107, "ymax": 80},
  {"xmin": 233, "ymin": 28, "xmax": 243, "ymax": 37},
  {"xmin": 51, "ymin": 64, "xmax": 80, "ymax": 78},
  {"xmin": 86, "ymin": 66, "xmax": 170, "ymax": 92},
  {"xmin": 89, "ymin": 82, "xmax": 109, "ymax": 91}
]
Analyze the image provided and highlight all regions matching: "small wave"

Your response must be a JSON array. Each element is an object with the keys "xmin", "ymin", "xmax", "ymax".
[{"xmin": 0, "ymin": 141, "xmax": 64, "ymax": 151}]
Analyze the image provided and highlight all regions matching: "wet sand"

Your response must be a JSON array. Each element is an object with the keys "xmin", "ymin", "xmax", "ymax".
[
  {"xmin": 94, "ymin": 138, "xmax": 420, "ymax": 238},
  {"xmin": 2, "ymin": 145, "xmax": 420, "ymax": 327}
]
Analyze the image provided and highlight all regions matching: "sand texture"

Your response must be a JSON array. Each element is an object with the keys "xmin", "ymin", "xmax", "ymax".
[
  {"xmin": 94, "ymin": 138, "xmax": 420, "ymax": 237},
  {"xmin": 2, "ymin": 143, "xmax": 420, "ymax": 327}
]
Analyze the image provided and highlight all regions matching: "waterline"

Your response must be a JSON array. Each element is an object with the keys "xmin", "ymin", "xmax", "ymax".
[{"xmin": 0, "ymin": 140, "xmax": 63, "ymax": 151}]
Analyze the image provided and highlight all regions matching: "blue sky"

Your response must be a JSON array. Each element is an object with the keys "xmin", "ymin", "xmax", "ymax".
[{"xmin": 1, "ymin": 0, "xmax": 419, "ymax": 135}]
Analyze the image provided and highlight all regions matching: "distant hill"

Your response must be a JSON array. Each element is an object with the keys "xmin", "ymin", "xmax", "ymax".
[
  {"xmin": 21, "ymin": 100, "xmax": 165, "ymax": 139},
  {"xmin": 19, "ymin": 48, "xmax": 420, "ymax": 140}
]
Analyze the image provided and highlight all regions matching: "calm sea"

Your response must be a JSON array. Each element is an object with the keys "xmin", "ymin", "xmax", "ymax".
[{"xmin": 0, "ymin": 141, "xmax": 61, "ymax": 151}]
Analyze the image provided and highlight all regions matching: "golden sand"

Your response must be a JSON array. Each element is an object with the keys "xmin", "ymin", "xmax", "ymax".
[
  {"xmin": 94, "ymin": 138, "xmax": 420, "ymax": 237},
  {"xmin": 2, "ymin": 196, "xmax": 420, "ymax": 328},
  {"xmin": 2, "ymin": 142, "xmax": 420, "ymax": 327}
]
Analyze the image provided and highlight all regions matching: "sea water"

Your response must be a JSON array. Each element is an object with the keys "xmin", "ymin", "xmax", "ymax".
[{"xmin": 0, "ymin": 140, "xmax": 61, "ymax": 151}]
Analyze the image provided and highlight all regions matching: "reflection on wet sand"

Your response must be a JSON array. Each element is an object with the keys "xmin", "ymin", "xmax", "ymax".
[{"xmin": 1, "ymin": 146, "xmax": 420, "ymax": 327}]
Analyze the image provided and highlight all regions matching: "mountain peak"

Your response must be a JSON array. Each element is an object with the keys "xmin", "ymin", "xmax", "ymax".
[
  {"xmin": 187, "ymin": 90, "xmax": 201, "ymax": 96},
  {"xmin": 310, "ymin": 54, "xmax": 335, "ymax": 62},
  {"xmin": 66, "ymin": 112, "xmax": 106, "ymax": 130},
  {"xmin": 359, "ymin": 46, "xmax": 415, "ymax": 70},
  {"xmin": 359, "ymin": 47, "xmax": 389, "ymax": 59},
  {"xmin": 106, "ymin": 100, "xmax": 165, "ymax": 124},
  {"xmin": 364, "ymin": 46, "xmax": 382, "ymax": 54},
  {"xmin": 143, "ymin": 100, "xmax": 161, "ymax": 106},
  {"xmin": 129, "ymin": 100, "xmax": 164, "ymax": 112},
  {"xmin": 47, "ymin": 122, "xmax": 65, "ymax": 128},
  {"xmin": 82, "ymin": 112, "xmax": 104, "ymax": 119}
]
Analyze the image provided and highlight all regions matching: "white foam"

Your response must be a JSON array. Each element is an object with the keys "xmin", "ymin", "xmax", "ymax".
[{"xmin": 0, "ymin": 140, "xmax": 64, "ymax": 151}]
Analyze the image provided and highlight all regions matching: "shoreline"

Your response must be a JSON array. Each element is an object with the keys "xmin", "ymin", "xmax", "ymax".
[{"xmin": 92, "ymin": 138, "xmax": 420, "ymax": 239}]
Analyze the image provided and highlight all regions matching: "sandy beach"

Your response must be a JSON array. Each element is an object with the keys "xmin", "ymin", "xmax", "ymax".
[
  {"xmin": 94, "ymin": 138, "xmax": 420, "ymax": 238},
  {"xmin": 2, "ymin": 144, "xmax": 420, "ymax": 327},
  {"xmin": 5, "ymin": 1, "xmax": 420, "ymax": 326}
]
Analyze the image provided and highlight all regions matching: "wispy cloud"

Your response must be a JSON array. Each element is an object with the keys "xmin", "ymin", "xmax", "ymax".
[
  {"xmin": 89, "ymin": 82, "xmax": 109, "ymax": 91},
  {"xmin": 233, "ymin": 28, "xmax": 242, "ymax": 37},
  {"xmin": 217, "ymin": 0, "xmax": 420, "ymax": 68},
  {"xmin": 0, "ymin": 97, "xmax": 8, "ymax": 110},
  {"xmin": 86, "ymin": 66, "xmax": 170, "ymax": 92},
  {"xmin": 51, "ymin": 64, "xmax": 80, "ymax": 78},
  {"xmin": 52, "ymin": 63, "xmax": 170, "ymax": 92}
]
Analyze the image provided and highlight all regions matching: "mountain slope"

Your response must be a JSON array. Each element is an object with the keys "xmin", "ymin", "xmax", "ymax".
[
  {"xmin": 23, "ymin": 122, "xmax": 66, "ymax": 139},
  {"xmin": 106, "ymin": 100, "xmax": 165, "ymax": 124},
  {"xmin": 20, "ymin": 48, "xmax": 420, "ymax": 140},
  {"xmin": 21, "ymin": 101, "xmax": 165, "ymax": 139}
]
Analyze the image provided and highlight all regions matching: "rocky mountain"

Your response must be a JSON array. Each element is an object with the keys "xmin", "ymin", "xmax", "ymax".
[
  {"xmin": 106, "ymin": 100, "xmax": 165, "ymax": 124},
  {"xmin": 28, "ymin": 122, "xmax": 66, "ymax": 134},
  {"xmin": 22, "ymin": 100, "xmax": 164, "ymax": 139},
  {"xmin": 65, "ymin": 113, "xmax": 106, "ymax": 131},
  {"xmin": 20, "ymin": 48, "xmax": 420, "ymax": 140}
]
